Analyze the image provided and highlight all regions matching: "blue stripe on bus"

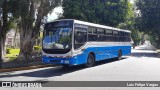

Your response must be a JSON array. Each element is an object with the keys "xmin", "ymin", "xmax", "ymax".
[{"xmin": 42, "ymin": 46, "xmax": 131, "ymax": 65}]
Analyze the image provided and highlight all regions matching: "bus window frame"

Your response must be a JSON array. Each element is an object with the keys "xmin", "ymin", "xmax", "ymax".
[
  {"xmin": 74, "ymin": 24, "xmax": 88, "ymax": 50},
  {"xmin": 88, "ymin": 26, "xmax": 98, "ymax": 42}
]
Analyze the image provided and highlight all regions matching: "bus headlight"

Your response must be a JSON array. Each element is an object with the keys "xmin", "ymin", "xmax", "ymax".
[
  {"xmin": 64, "ymin": 60, "xmax": 69, "ymax": 64},
  {"xmin": 42, "ymin": 55, "xmax": 47, "ymax": 58}
]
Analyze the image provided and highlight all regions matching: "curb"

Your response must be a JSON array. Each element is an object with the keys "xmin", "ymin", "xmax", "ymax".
[
  {"xmin": 0, "ymin": 64, "xmax": 54, "ymax": 73},
  {"xmin": 156, "ymin": 49, "xmax": 160, "ymax": 58}
]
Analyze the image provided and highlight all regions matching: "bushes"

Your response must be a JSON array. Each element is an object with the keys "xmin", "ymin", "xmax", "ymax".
[
  {"xmin": 33, "ymin": 46, "xmax": 42, "ymax": 51},
  {"xmin": 5, "ymin": 46, "xmax": 41, "ymax": 60},
  {"xmin": 6, "ymin": 48, "xmax": 20, "ymax": 54},
  {"xmin": 5, "ymin": 48, "xmax": 20, "ymax": 60}
]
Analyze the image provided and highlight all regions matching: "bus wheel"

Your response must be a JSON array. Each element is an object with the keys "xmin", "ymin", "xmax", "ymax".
[
  {"xmin": 117, "ymin": 50, "xmax": 122, "ymax": 60},
  {"xmin": 85, "ymin": 54, "xmax": 95, "ymax": 68}
]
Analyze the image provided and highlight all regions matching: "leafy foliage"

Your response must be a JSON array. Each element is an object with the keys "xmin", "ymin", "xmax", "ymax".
[
  {"xmin": 62, "ymin": 0, "xmax": 130, "ymax": 27},
  {"xmin": 136, "ymin": 0, "xmax": 160, "ymax": 34},
  {"xmin": 62, "ymin": 0, "xmax": 142, "ymax": 45},
  {"xmin": 136, "ymin": 0, "xmax": 160, "ymax": 47}
]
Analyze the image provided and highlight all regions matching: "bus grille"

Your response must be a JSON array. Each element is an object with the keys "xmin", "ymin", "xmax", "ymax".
[{"xmin": 50, "ymin": 60, "xmax": 61, "ymax": 63}]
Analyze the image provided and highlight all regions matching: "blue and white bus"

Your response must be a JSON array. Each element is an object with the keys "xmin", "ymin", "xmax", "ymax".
[{"xmin": 42, "ymin": 19, "xmax": 131, "ymax": 67}]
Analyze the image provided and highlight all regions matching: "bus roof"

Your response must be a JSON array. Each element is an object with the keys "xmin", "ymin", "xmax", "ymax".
[{"xmin": 47, "ymin": 19, "xmax": 131, "ymax": 33}]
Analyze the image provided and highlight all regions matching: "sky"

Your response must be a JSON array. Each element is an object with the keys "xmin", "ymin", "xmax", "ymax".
[
  {"xmin": 47, "ymin": 0, "xmax": 135, "ymax": 21},
  {"xmin": 130, "ymin": 0, "xmax": 135, "ymax": 4},
  {"xmin": 47, "ymin": 6, "xmax": 63, "ymax": 21}
]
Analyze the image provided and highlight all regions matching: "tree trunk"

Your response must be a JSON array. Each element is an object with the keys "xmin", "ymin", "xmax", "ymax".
[
  {"xmin": 0, "ymin": 20, "xmax": 2, "ymax": 68},
  {"xmin": 17, "ymin": 27, "xmax": 35, "ymax": 61},
  {"xmin": 16, "ymin": 1, "xmax": 36, "ymax": 61},
  {"xmin": 16, "ymin": 0, "xmax": 60, "ymax": 61},
  {"xmin": 158, "ymin": 35, "xmax": 160, "ymax": 48},
  {"xmin": 1, "ymin": 0, "xmax": 8, "ymax": 62},
  {"xmin": 13, "ymin": 27, "xmax": 18, "ymax": 48},
  {"xmin": 1, "ymin": 35, "xmax": 6, "ymax": 60}
]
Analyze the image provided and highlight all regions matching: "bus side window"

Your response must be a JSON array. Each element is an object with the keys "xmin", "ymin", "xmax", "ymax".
[
  {"xmin": 121, "ymin": 32, "xmax": 125, "ymax": 42},
  {"xmin": 119, "ymin": 31, "xmax": 123, "ymax": 42},
  {"xmin": 98, "ymin": 28, "xmax": 106, "ymax": 41},
  {"xmin": 88, "ymin": 27, "xmax": 97, "ymax": 41},
  {"xmin": 74, "ymin": 27, "xmax": 87, "ymax": 50},
  {"xmin": 106, "ymin": 29, "xmax": 113, "ymax": 41},
  {"xmin": 113, "ymin": 31, "xmax": 118, "ymax": 42},
  {"xmin": 124, "ymin": 32, "xmax": 127, "ymax": 42}
]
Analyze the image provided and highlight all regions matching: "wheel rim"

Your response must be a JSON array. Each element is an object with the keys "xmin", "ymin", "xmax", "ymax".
[
  {"xmin": 118, "ymin": 51, "xmax": 122, "ymax": 59},
  {"xmin": 88, "ymin": 57, "xmax": 92, "ymax": 64},
  {"xmin": 87, "ymin": 54, "xmax": 94, "ymax": 67}
]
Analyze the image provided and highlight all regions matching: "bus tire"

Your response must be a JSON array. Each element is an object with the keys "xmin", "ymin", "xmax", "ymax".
[
  {"xmin": 117, "ymin": 50, "xmax": 122, "ymax": 60},
  {"xmin": 85, "ymin": 54, "xmax": 95, "ymax": 68}
]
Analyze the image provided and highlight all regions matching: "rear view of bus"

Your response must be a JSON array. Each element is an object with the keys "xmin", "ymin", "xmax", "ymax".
[{"xmin": 42, "ymin": 19, "xmax": 131, "ymax": 67}]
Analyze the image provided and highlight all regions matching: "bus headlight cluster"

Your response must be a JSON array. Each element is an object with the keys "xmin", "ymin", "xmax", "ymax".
[
  {"xmin": 64, "ymin": 60, "xmax": 69, "ymax": 64},
  {"xmin": 42, "ymin": 55, "xmax": 47, "ymax": 58}
]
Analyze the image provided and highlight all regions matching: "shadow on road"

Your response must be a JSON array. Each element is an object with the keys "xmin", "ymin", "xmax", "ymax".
[
  {"xmin": 135, "ymin": 48, "xmax": 154, "ymax": 50},
  {"xmin": 131, "ymin": 45, "xmax": 158, "ymax": 58},
  {"xmin": 133, "ymin": 45, "xmax": 156, "ymax": 51},
  {"xmin": 0, "ymin": 58, "xmax": 127, "ymax": 78},
  {"xmin": 131, "ymin": 52, "xmax": 158, "ymax": 58}
]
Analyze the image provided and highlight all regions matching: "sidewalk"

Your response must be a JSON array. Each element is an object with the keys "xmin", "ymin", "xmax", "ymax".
[
  {"xmin": 0, "ymin": 64, "xmax": 54, "ymax": 73},
  {"xmin": 0, "ymin": 58, "xmax": 54, "ymax": 73}
]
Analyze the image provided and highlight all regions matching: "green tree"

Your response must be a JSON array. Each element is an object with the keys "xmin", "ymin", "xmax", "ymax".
[
  {"xmin": 117, "ymin": 2, "xmax": 134, "ymax": 29},
  {"xmin": 117, "ymin": 2, "xmax": 143, "ymax": 45},
  {"xmin": 62, "ymin": 0, "xmax": 130, "ymax": 27},
  {"xmin": 136, "ymin": 0, "xmax": 160, "ymax": 47},
  {"xmin": 0, "ymin": 0, "xmax": 11, "ymax": 68},
  {"xmin": 9, "ymin": 0, "xmax": 61, "ymax": 60},
  {"xmin": 0, "ymin": 1, "xmax": 2, "ymax": 68}
]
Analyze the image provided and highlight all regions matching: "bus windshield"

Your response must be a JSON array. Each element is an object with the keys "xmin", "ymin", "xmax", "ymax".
[
  {"xmin": 43, "ymin": 27, "xmax": 72, "ymax": 53},
  {"xmin": 42, "ymin": 23, "xmax": 72, "ymax": 54}
]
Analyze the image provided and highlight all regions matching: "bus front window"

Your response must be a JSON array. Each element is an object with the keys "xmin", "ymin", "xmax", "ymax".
[{"xmin": 43, "ymin": 27, "xmax": 72, "ymax": 54}]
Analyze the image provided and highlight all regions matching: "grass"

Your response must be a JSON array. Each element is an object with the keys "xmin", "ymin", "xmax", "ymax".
[
  {"xmin": 5, "ymin": 48, "xmax": 20, "ymax": 61},
  {"xmin": 5, "ymin": 46, "xmax": 41, "ymax": 61},
  {"xmin": 5, "ymin": 54, "xmax": 18, "ymax": 61}
]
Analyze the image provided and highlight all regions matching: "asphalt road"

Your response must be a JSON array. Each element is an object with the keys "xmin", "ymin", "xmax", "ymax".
[{"xmin": 0, "ymin": 45, "xmax": 160, "ymax": 90}]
